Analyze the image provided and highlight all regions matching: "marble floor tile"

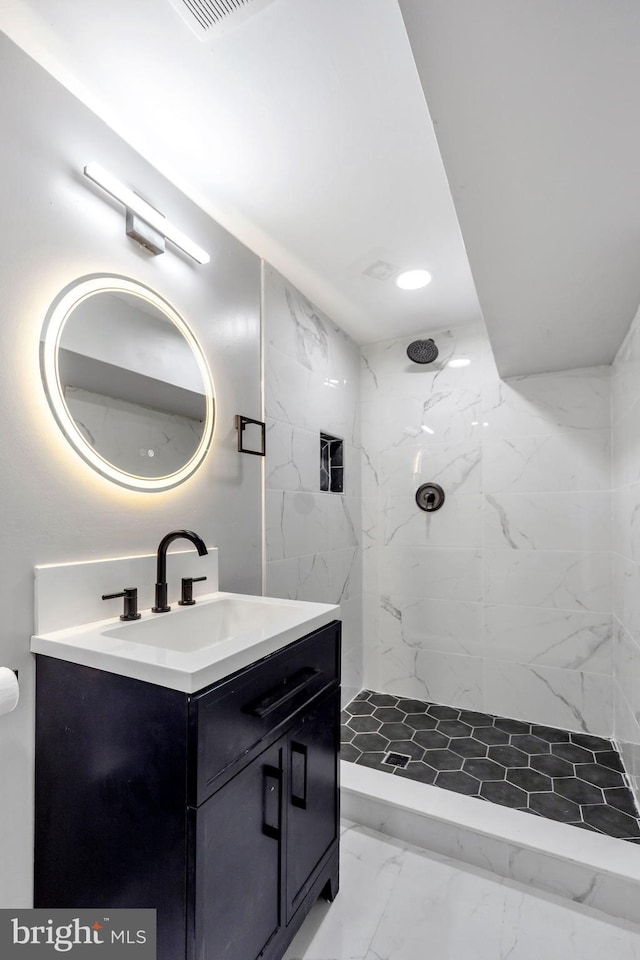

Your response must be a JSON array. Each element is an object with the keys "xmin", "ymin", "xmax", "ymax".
[
  {"xmin": 283, "ymin": 823, "xmax": 640, "ymax": 960},
  {"xmin": 282, "ymin": 824, "xmax": 403, "ymax": 960}
]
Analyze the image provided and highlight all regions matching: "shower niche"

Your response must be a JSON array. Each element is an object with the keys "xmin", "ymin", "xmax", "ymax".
[{"xmin": 320, "ymin": 433, "xmax": 343, "ymax": 493}]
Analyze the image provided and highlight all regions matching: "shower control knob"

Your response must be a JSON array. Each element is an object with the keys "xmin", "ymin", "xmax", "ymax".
[{"xmin": 415, "ymin": 483, "xmax": 446, "ymax": 513}]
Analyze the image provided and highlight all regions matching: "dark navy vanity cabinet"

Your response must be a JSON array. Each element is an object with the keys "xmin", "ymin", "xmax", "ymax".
[{"xmin": 34, "ymin": 621, "xmax": 341, "ymax": 960}]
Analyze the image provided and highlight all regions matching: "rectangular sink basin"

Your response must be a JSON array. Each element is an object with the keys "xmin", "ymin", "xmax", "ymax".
[
  {"xmin": 31, "ymin": 591, "xmax": 340, "ymax": 692},
  {"xmin": 103, "ymin": 596, "xmax": 304, "ymax": 653}
]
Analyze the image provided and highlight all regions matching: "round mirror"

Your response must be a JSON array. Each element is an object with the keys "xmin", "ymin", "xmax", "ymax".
[{"xmin": 40, "ymin": 275, "xmax": 215, "ymax": 491}]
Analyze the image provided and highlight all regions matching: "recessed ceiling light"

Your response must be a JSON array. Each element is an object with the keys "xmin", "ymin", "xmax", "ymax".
[
  {"xmin": 396, "ymin": 269, "xmax": 432, "ymax": 290},
  {"xmin": 448, "ymin": 358, "xmax": 471, "ymax": 368}
]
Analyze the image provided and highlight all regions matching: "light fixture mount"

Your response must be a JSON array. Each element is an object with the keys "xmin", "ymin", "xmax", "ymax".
[
  {"xmin": 83, "ymin": 162, "xmax": 209, "ymax": 264},
  {"xmin": 125, "ymin": 210, "xmax": 165, "ymax": 256}
]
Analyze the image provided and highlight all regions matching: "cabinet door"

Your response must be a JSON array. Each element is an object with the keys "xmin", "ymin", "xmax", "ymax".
[
  {"xmin": 193, "ymin": 740, "xmax": 283, "ymax": 960},
  {"xmin": 286, "ymin": 690, "xmax": 339, "ymax": 920}
]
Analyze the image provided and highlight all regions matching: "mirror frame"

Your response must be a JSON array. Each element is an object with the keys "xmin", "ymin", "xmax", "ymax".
[{"xmin": 40, "ymin": 274, "xmax": 215, "ymax": 492}]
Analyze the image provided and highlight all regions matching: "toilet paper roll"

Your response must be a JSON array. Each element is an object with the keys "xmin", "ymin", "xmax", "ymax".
[{"xmin": 0, "ymin": 667, "xmax": 19, "ymax": 716}]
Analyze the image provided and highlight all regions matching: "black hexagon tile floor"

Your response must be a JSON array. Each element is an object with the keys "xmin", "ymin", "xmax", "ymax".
[{"xmin": 341, "ymin": 690, "xmax": 640, "ymax": 842}]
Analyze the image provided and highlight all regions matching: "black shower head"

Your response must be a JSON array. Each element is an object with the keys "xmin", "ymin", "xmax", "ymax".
[{"xmin": 406, "ymin": 338, "xmax": 439, "ymax": 364}]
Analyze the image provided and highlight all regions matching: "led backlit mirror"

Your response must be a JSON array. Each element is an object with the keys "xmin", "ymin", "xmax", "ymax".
[{"xmin": 40, "ymin": 275, "xmax": 215, "ymax": 491}]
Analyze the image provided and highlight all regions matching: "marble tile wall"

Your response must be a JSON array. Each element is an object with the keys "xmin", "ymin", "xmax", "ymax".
[
  {"xmin": 612, "ymin": 302, "xmax": 640, "ymax": 803},
  {"xmin": 263, "ymin": 265, "xmax": 363, "ymax": 703},
  {"xmin": 362, "ymin": 321, "xmax": 614, "ymax": 736}
]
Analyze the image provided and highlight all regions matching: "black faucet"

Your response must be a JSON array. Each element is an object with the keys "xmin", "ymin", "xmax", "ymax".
[{"xmin": 152, "ymin": 530, "xmax": 208, "ymax": 613}]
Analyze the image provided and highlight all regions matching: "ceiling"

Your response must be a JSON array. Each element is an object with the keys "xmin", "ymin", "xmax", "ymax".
[
  {"xmin": 399, "ymin": 0, "xmax": 640, "ymax": 376},
  {"xmin": 1, "ymin": 0, "xmax": 639, "ymax": 375}
]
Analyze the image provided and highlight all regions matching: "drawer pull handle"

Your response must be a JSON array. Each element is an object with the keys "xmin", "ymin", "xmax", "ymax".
[
  {"xmin": 244, "ymin": 667, "xmax": 320, "ymax": 719},
  {"xmin": 262, "ymin": 765, "xmax": 281, "ymax": 840},
  {"xmin": 290, "ymin": 742, "xmax": 307, "ymax": 810}
]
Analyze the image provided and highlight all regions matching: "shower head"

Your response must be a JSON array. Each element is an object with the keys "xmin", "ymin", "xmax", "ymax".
[{"xmin": 406, "ymin": 339, "xmax": 439, "ymax": 364}]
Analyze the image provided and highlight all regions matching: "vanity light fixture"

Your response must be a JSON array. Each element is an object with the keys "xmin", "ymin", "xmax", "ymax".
[
  {"xmin": 396, "ymin": 269, "xmax": 432, "ymax": 290},
  {"xmin": 83, "ymin": 162, "xmax": 210, "ymax": 264}
]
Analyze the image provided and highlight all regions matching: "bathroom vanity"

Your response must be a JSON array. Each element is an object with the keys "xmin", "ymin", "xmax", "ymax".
[
  {"xmin": 32, "ymin": 551, "xmax": 341, "ymax": 960},
  {"xmin": 34, "ymin": 620, "xmax": 340, "ymax": 960}
]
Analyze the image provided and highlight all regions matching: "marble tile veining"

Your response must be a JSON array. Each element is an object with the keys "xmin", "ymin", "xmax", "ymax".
[
  {"xmin": 484, "ymin": 549, "xmax": 612, "ymax": 613},
  {"xmin": 382, "ymin": 494, "xmax": 484, "ymax": 548},
  {"xmin": 378, "ymin": 439, "xmax": 483, "ymax": 497},
  {"xmin": 484, "ymin": 606, "xmax": 613, "ymax": 674},
  {"xmin": 482, "ymin": 431, "xmax": 611, "ymax": 494},
  {"xmin": 483, "ymin": 491, "xmax": 611, "ymax": 552},
  {"xmin": 382, "ymin": 545, "xmax": 483, "ymax": 601},
  {"xmin": 282, "ymin": 822, "xmax": 640, "ymax": 960},
  {"xmin": 483, "ymin": 369, "xmax": 611, "ymax": 438},
  {"xmin": 364, "ymin": 319, "xmax": 614, "ymax": 737},
  {"xmin": 482, "ymin": 661, "xmax": 614, "ymax": 737},
  {"xmin": 378, "ymin": 646, "xmax": 484, "ymax": 711},
  {"xmin": 264, "ymin": 265, "xmax": 364, "ymax": 720},
  {"xmin": 267, "ymin": 275, "xmax": 624, "ymax": 763},
  {"xmin": 380, "ymin": 593, "xmax": 484, "ymax": 657}
]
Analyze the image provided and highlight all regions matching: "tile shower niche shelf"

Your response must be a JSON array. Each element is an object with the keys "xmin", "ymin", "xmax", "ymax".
[{"xmin": 320, "ymin": 432, "xmax": 343, "ymax": 493}]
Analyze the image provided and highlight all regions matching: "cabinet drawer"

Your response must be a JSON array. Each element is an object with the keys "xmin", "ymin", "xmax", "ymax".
[{"xmin": 190, "ymin": 621, "xmax": 340, "ymax": 804}]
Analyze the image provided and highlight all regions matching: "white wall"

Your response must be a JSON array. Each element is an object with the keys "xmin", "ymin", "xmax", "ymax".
[
  {"xmin": 362, "ymin": 321, "xmax": 613, "ymax": 735},
  {"xmin": 612, "ymin": 302, "xmax": 640, "ymax": 804},
  {"xmin": 263, "ymin": 265, "xmax": 363, "ymax": 705},
  {"xmin": 0, "ymin": 35, "xmax": 262, "ymax": 907}
]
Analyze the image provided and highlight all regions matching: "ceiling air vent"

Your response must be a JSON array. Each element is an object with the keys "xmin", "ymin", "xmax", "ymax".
[{"xmin": 168, "ymin": 0, "xmax": 278, "ymax": 40}]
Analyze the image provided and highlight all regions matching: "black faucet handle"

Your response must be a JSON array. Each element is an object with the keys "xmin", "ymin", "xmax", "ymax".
[
  {"xmin": 179, "ymin": 576, "xmax": 207, "ymax": 606},
  {"xmin": 102, "ymin": 587, "xmax": 142, "ymax": 621}
]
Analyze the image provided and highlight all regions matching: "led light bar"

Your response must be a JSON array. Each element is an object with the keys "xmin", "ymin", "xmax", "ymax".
[{"xmin": 84, "ymin": 162, "xmax": 210, "ymax": 265}]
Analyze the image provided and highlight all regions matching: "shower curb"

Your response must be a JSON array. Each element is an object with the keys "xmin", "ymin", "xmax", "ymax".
[{"xmin": 341, "ymin": 760, "xmax": 640, "ymax": 926}]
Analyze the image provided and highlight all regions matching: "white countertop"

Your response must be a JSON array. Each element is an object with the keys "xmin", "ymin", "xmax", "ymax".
[{"xmin": 31, "ymin": 591, "xmax": 340, "ymax": 693}]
